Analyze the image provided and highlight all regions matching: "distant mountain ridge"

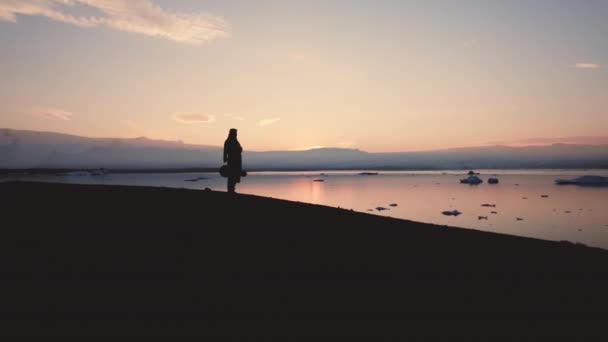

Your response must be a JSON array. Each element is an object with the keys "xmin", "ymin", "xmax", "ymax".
[{"xmin": 2, "ymin": 128, "xmax": 608, "ymax": 170}]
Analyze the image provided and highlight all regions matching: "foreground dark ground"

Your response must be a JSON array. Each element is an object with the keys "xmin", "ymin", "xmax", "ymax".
[{"xmin": 1, "ymin": 181, "xmax": 607, "ymax": 337}]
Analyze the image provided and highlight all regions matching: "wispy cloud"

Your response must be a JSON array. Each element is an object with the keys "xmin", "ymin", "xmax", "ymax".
[
  {"xmin": 173, "ymin": 113, "xmax": 215, "ymax": 124},
  {"xmin": 0, "ymin": 0, "xmax": 230, "ymax": 45},
  {"xmin": 30, "ymin": 107, "xmax": 73, "ymax": 121},
  {"xmin": 574, "ymin": 62, "xmax": 601, "ymax": 69},
  {"xmin": 224, "ymin": 114, "xmax": 245, "ymax": 121},
  {"xmin": 258, "ymin": 117, "xmax": 280, "ymax": 127}
]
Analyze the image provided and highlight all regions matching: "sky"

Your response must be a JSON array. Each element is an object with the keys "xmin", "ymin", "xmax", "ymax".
[{"xmin": 0, "ymin": 0, "xmax": 607, "ymax": 152}]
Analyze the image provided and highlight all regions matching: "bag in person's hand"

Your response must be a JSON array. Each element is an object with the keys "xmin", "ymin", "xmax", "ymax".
[{"xmin": 219, "ymin": 165, "xmax": 229, "ymax": 177}]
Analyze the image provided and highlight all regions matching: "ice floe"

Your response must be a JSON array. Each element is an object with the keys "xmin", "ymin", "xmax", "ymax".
[
  {"xmin": 442, "ymin": 210, "xmax": 462, "ymax": 216},
  {"xmin": 460, "ymin": 175, "xmax": 483, "ymax": 185},
  {"xmin": 555, "ymin": 175, "xmax": 608, "ymax": 186}
]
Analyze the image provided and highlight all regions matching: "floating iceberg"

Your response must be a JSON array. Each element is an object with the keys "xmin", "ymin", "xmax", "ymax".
[
  {"xmin": 460, "ymin": 175, "xmax": 483, "ymax": 185},
  {"xmin": 90, "ymin": 168, "xmax": 108, "ymax": 176},
  {"xmin": 62, "ymin": 168, "xmax": 107, "ymax": 177},
  {"xmin": 555, "ymin": 175, "xmax": 608, "ymax": 186}
]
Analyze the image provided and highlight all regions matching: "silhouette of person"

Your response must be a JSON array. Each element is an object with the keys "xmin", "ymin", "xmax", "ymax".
[{"xmin": 223, "ymin": 128, "xmax": 243, "ymax": 193}]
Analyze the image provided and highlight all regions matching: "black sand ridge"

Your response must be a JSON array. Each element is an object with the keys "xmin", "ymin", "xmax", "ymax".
[{"xmin": 1, "ymin": 181, "xmax": 607, "ymax": 337}]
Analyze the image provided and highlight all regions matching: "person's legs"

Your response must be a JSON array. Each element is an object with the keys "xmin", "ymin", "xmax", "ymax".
[{"xmin": 227, "ymin": 177, "xmax": 236, "ymax": 193}]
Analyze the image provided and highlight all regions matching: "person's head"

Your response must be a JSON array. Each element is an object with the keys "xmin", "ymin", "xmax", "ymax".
[{"xmin": 228, "ymin": 128, "xmax": 238, "ymax": 139}]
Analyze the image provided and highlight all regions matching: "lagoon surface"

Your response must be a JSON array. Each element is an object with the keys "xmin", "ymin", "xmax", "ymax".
[{"xmin": 5, "ymin": 169, "xmax": 608, "ymax": 249}]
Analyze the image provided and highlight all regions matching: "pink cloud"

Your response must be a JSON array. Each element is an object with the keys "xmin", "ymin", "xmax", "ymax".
[
  {"xmin": 574, "ymin": 62, "xmax": 601, "ymax": 69},
  {"xmin": 30, "ymin": 107, "xmax": 73, "ymax": 121},
  {"xmin": 0, "ymin": 0, "xmax": 230, "ymax": 45},
  {"xmin": 173, "ymin": 113, "xmax": 215, "ymax": 124}
]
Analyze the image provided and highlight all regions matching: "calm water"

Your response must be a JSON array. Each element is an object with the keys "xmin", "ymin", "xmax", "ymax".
[{"xmin": 4, "ymin": 169, "xmax": 608, "ymax": 249}]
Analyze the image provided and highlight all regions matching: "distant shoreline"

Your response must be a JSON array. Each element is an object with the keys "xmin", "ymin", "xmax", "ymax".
[{"xmin": 3, "ymin": 166, "xmax": 608, "ymax": 175}]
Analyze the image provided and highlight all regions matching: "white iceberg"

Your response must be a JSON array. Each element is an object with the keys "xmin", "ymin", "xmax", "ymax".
[{"xmin": 555, "ymin": 175, "xmax": 608, "ymax": 186}]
